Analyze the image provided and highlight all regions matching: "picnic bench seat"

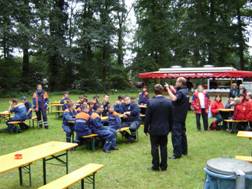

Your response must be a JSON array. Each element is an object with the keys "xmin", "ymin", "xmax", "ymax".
[
  {"xmin": 224, "ymin": 119, "xmax": 249, "ymax": 133},
  {"xmin": 51, "ymin": 110, "xmax": 64, "ymax": 118},
  {"xmin": 27, "ymin": 116, "xmax": 38, "ymax": 127},
  {"xmin": 8, "ymin": 121, "xmax": 24, "ymax": 125},
  {"xmin": 38, "ymin": 163, "xmax": 104, "ymax": 189},
  {"xmin": 81, "ymin": 127, "xmax": 138, "ymax": 151}
]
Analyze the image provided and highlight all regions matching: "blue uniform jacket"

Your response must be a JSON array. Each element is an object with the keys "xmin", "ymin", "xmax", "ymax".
[
  {"xmin": 172, "ymin": 87, "xmax": 189, "ymax": 123},
  {"xmin": 32, "ymin": 90, "xmax": 49, "ymax": 110},
  {"xmin": 10, "ymin": 103, "xmax": 27, "ymax": 121},
  {"xmin": 74, "ymin": 112, "xmax": 92, "ymax": 136},
  {"xmin": 60, "ymin": 97, "xmax": 70, "ymax": 111},
  {"xmin": 123, "ymin": 103, "xmax": 140, "ymax": 122},
  {"xmin": 114, "ymin": 104, "xmax": 124, "ymax": 114},
  {"xmin": 108, "ymin": 113, "xmax": 122, "ymax": 127},
  {"xmin": 138, "ymin": 92, "xmax": 149, "ymax": 105},
  {"xmin": 24, "ymin": 101, "xmax": 32, "ymax": 119},
  {"xmin": 90, "ymin": 113, "xmax": 107, "ymax": 133},
  {"xmin": 62, "ymin": 109, "xmax": 76, "ymax": 126}
]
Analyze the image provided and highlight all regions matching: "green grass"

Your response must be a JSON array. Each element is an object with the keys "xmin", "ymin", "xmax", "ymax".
[{"xmin": 0, "ymin": 93, "xmax": 251, "ymax": 189}]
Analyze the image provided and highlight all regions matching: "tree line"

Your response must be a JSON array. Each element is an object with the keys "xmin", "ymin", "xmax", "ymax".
[{"xmin": 0, "ymin": 0, "xmax": 251, "ymax": 93}]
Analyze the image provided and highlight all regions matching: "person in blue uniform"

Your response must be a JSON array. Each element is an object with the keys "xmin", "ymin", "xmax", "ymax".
[
  {"xmin": 22, "ymin": 96, "xmax": 32, "ymax": 119},
  {"xmin": 122, "ymin": 96, "xmax": 141, "ymax": 142},
  {"xmin": 74, "ymin": 106, "xmax": 92, "ymax": 144},
  {"xmin": 107, "ymin": 106, "xmax": 122, "ymax": 131},
  {"xmin": 138, "ymin": 87, "xmax": 149, "ymax": 105},
  {"xmin": 32, "ymin": 84, "xmax": 49, "ymax": 129},
  {"xmin": 90, "ymin": 105, "xmax": 118, "ymax": 153},
  {"xmin": 88, "ymin": 101, "xmax": 96, "ymax": 115},
  {"xmin": 6, "ymin": 99, "xmax": 28, "ymax": 132},
  {"xmin": 62, "ymin": 101, "xmax": 77, "ymax": 143},
  {"xmin": 114, "ymin": 96, "xmax": 125, "ymax": 114},
  {"xmin": 165, "ymin": 77, "xmax": 189, "ymax": 159},
  {"xmin": 144, "ymin": 84, "xmax": 173, "ymax": 171},
  {"xmin": 102, "ymin": 95, "xmax": 110, "ymax": 116},
  {"xmin": 60, "ymin": 91, "xmax": 71, "ymax": 111}
]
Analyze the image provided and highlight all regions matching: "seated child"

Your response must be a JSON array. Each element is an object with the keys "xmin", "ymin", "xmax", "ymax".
[
  {"xmin": 138, "ymin": 87, "xmax": 149, "ymax": 105},
  {"xmin": 6, "ymin": 99, "xmax": 28, "ymax": 132},
  {"xmin": 107, "ymin": 106, "xmax": 122, "ymax": 131},
  {"xmin": 90, "ymin": 105, "xmax": 118, "ymax": 153},
  {"xmin": 210, "ymin": 95, "xmax": 224, "ymax": 130},
  {"xmin": 74, "ymin": 105, "xmax": 92, "ymax": 144},
  {"xmin": 62, "ymin": 101, "xmax": 76, "ymax": 143},
  {"xmin": 60, "ymin": 91, "xmax": 71, "ymax": 111},
  {"xmin": 122, "ymin": 96, "xmax": 141, "ymax": 142},
  {"xmin": 22, "ymin": 96, "xmax": 32, "ymax": 119},
  {"xmin": 102, "ymin": 95, "xmax": 110, "ymax": 116},
  {"xmin": 114, "ymin": 96, "xmax": 125, "ymax": 114}
]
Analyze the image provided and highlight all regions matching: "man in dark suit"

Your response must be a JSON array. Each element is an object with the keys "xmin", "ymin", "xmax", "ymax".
[{"xmin": 144, "ymin": 84, "xmax": 173, "ymax": 171}]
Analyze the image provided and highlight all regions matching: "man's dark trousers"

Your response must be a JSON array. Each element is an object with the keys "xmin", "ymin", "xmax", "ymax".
[
  {"xmin": 150, "ymin": 135, "xmax": 168, "ymax": 170},
  {"xmin": 172, "ymin": 121, "xmax": 188, "ymax": 158}
]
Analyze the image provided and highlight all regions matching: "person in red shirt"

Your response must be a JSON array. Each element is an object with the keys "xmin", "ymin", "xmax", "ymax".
[
  {"xmin": 245, "ymin": 93, "xmax": 252, "ymax": 123},
  {"xmin": 192, "ymin": 85, "xmax": 211, "ymax": 131},
  {"xmin": 210, "ymin": 95, "xmax": 224, "ymax": 130},
  {"xmin": 233, "ymin": 96, "xmax": 247, "ymax": 120}
]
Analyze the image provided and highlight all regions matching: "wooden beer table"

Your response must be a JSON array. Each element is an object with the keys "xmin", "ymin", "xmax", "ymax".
[{"xmin": 0, "ymin": 141, "xmax": 78, "ymax": 186}]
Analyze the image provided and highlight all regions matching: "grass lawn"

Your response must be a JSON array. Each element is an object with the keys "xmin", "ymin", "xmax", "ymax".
[{"xmin": 0, "ymin": 93, "xmax": 251, "ymax": 189}]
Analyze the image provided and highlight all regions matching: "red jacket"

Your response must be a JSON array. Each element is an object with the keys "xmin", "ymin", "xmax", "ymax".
[
  {"xmin": 192, "ymin": 91, "xmax": 211, "ymax": 114},
  {"xmin": 211, "ymin": 101, "xmax": 224, "ymax": 116},
  {"xmin": 245, "ymin": 101, "xmax": 252, "ymax": 121},
  {"xmin": 233, "ymin": 102, "xmax": 247, "ymax": 120}
]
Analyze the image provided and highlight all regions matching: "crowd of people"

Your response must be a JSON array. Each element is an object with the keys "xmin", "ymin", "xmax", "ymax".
[
  {"xmin": 61, "ymin": 93, "xmax": 143, "ymax": 153},
  {"xmin": 191, "ymin": 82, "xmax": 252, "ymax": 131},
  {"xmin": 3, "ymin": 78, "xmax": 252, "ymax": 171}
]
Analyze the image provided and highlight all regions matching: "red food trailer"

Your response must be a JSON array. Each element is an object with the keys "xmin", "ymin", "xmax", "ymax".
[{"xmin": 138, "ymin": 65, "xmax": 252, "ymax": 95}]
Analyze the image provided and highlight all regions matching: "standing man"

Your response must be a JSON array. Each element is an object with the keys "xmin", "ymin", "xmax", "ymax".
[
  {"xmin": 33, "ymin": 84, "xmax": 49, "ymax": 129},
  {"xmin": 166, "ymin": 77, "xmax": 189, "ymax": 159},
  {"xmin": 144, "ymin": 84, "xmax": 173, "ymax": 171}
]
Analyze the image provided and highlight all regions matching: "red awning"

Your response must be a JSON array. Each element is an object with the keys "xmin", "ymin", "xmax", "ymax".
[{"xmin": 138, "ymin": 70, "xmax": 252, "ymax": 79}]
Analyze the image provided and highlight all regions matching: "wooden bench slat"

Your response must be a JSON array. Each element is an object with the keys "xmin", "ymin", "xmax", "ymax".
[
  {"xmin": 51, "ymin": 111, "xmax": 64, "ymax": 113},
  {"xmin": 235, "ymin": 155, "xmax": 252, "ymax": 162},
  {"xmin": 118, "ymin": 127, "xmax": 130, "ymax": 132},
  {"xmin": 38, "ymin": 163, "xmax": 104, "ymax": 189},
  {"xmin": 8, "ymin": 121, "xmax": 23, "ymax": 124},
  {"xmin": 237, "ymin": 131, "xmax": 252, "ymax": 139},
  {"xmin": 224, "ymin": 119, "xmax": 248, "ymax": 123},
  {"xmin": 82, "ymin": 134, "xmax": 98, "ymax": 139}
]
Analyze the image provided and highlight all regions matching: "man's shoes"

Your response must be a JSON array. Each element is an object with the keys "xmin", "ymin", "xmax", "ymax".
[
  {"xmin": 44, "ymin": 126, "xmax": 48, "ymax": 129},
  {"xmin": 148, "ymin": 167, "xmax": 159, "ymax": 171},
  {"xmin": 103, "ymin": 149, "xmax": 111, "ymax": 153},
  {"xmin": 111, "ymin": 147, "xmax": 119, "ymax": 150},
  {"xmin": 169, "ymin": 155, "xmax": 181, "ymax": 160},
  {"xmin": 160, "ymin": 167, "xmax": 167, "ymax": 171}
]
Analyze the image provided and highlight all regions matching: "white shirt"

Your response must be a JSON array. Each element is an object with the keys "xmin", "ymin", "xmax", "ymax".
[{"xmin": 198, "ymin": 92, "xmax": 205, "ymax": 109}]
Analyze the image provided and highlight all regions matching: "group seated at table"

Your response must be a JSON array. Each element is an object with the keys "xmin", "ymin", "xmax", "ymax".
[
  {"xmin": 61, "ymin": 94, "xmax": 142, "ymax": 153},
  {"xmin": 210, "ymin": 93, "xmax": 252, "ymax": 131}
]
